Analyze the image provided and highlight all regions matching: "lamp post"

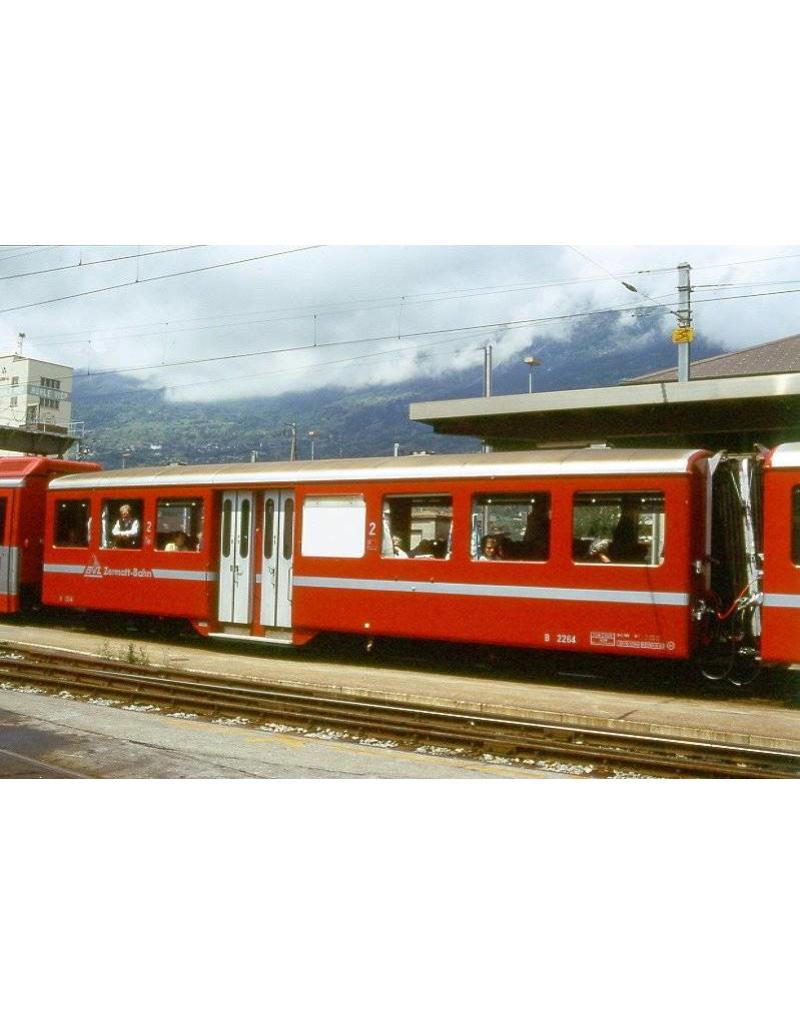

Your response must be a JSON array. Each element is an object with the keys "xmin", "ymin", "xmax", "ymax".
[
  {"xmin": 308, "ymin": 430, "xmax": 320, "ymax": 460},
  {"xmin": 523, "ymin": 355, "xmax": 541, "ymax": 394}
]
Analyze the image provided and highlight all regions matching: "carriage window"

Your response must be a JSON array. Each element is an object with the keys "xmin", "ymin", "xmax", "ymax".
[
  {"xmin": 0, "ymin": 498, "xmax": 7, "ymax": 544},
  {"xmin": 54, "ymin": 500, "xmax": 90, "ymax": 548},
  {"xmin": 573, "ymin": 491, "xmax": 665, "ymax": 566},
  {"xmin": 283, "ymin": 498, "xmax": 294, "ymax": 559},
  {"xmin": 101, "ymin": 499, "xmax": 144, "ymax": 550},
  {"xmin": 222, "ymin": 499, "xmax": 232, "ymax": 558},
  {"xmin": 301, "ymin": 495, "xmax": 366, "ymax": 558},
  {"xmin": 470, "ymin": 492, "xmax": 550, "ymax": 561},
  {"xmin": 382, "ymin": 495, "xmax": 453, "ymax": 559},
  {"xmin": 263, "ymin": 498, "xmax": 275, "ymax": 559},
  {"xmin": 155, "ymin": 498, "xmax": 203, "ymax": 551},
  {"xmin": 239, "ymin": 499, "xmax": 251, "ymax": 559},
  {"xmin": 792, "ymin": 488, "xmax": 800, "ymax": 565}
]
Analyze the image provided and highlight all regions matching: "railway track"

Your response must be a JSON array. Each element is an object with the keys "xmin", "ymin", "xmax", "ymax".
[{"xmin": 0, "ymin": 642, "xmax": 798, "ymax": 778}]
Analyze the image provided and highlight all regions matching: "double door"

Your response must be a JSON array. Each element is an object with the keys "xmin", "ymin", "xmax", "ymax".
[
  {"xmin": 260, "ymin": 490, "xmax": 294, "ymax": 629},
  {"xmin": 0, "ymin": 494, "xmax": 17, "ymax": 612},
  {"xmin": 217, "ymin": 490, "xmax": 294, "ymax": 629}
]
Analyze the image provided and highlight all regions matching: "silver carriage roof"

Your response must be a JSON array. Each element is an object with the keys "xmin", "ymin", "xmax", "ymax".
[
  {"xmin": 768, "ymin": 442, "xmax": 800, "ymax": 468},
  {"xmin": 49, "ymin": 448, "xmax": 707, "ymax": 491}
]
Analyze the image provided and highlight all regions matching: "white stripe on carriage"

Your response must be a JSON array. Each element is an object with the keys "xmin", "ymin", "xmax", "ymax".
[
  {"xmin": 151, "ymin": 569, "xmax": 218, "ymax": 582},
  {"xmin": 763, "ymin": 593, "xmax": 800, "ymax": 609},
  {"xmin": 293, "ymin": 575, "xmax": 689, "ymax": 607},
  {"xmin": 43, "ymin": 564, "xmax": 217, "ymax": 582}
]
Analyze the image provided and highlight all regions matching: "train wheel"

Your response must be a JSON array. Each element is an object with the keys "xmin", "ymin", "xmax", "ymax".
[{"xmin": 727, "ymin": 649, "xmax": 762, "ymax": 688}]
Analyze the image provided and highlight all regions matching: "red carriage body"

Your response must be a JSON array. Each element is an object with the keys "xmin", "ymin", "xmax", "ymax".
[
  {"xmin": 0, "ymin": 457, "xmax": 99, "ymax": 613},
  {"xmin": 41, "ymin": 448, "xmax": 714, "ymax": 660}
]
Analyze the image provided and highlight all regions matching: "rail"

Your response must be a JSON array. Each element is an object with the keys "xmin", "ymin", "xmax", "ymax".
[{"xmin": 1, "ymin": 644, "xmax": 798, "ymax": 778}]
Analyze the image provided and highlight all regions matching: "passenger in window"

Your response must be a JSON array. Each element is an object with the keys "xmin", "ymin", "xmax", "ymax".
[
  {"xmin": 165, "ymin": 530, "xmax": 191, "ymax": 552},
  {"xmin": 523, "ymin": 507, "xmax": 550, "ymax": 561},
  {"xmin": 391, "ymin": 535, "xmax": 409, "ymax": 558},
  {"xmin": 412, "ymin": 539, "xmax": 435, "ymax": 558},
  {"xmin": 111, "ymin": 504, "xmax": 140, "ymax": 548},
  {"xmin": 607, "ymin": 501, "xmax": 648, "ymax": 563},
  {"xmin": 480, "ymin": 536, "xmax": 502, "ymax": 560}
]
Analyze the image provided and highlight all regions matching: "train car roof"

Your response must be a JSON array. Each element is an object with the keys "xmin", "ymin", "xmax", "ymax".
[
  {"xmin": 768, "ymin": 442, "xmax": 800, "ymax": 468},
  {"xmin": 49, "ymin": 448, "xmax": 708, "ymax": 491},
  {"xmin": 0, "ymin": 456, "xmax": 95, "ymax": 486}
]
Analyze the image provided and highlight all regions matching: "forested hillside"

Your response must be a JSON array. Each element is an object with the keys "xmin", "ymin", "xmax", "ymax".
[{"xmin": 73, "ymin": 313, "xmax": 727, "ymax": 468}]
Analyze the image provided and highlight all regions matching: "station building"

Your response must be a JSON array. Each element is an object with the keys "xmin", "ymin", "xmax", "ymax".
[
  {"xmin": 410, "ymin": 333, "xmax": 800, "ymax": 452},
  {"xmin": 0, "ymin": 354, "xmax": 79, "ymax": 456}
]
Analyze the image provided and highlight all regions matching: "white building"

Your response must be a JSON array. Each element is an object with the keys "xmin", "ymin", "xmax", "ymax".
[{"xmin": 0, "ymin": 354, "xmax": 74, "ymax": 453}]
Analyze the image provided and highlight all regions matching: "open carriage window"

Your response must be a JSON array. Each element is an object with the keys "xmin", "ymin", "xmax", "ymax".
[
  {"xmin": 573, "ymin": 491, "xmax": 665, "ymax": 566},
  {"xmin": 470, "ymin": 492, "xmax": 550, "ymax": 561},
  {"xmin": 101, "ymin": 499, "xmax": 144, "ymax": 550},
  {"xmin": 792, "ymin": 487, "xmax": 800, "ymax": 566},
  {"xmin": 381, "ymin": 495, "xmax": 453, "ymax": 559},
  {"xmin": 156, "ymin": 498, "xmax": 204, "ymax": 552},
  {"xmin": 54, "ymin": 500, "xmax": 91, "ymax": 548}
]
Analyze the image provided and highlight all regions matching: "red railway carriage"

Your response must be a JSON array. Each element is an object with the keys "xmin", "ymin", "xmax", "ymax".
[
  {"xmin": 761, "ymin": 443, "xmax": 800, "ymax": 665},
  {"xmin": 43, "ymin": 448, "xmax": 713, "ymax": 661},
  {"xmin": 0, "ymin": 456, "xmax": 99, "ymax": 612}
]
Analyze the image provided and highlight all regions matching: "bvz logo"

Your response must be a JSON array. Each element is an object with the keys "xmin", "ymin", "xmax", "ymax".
[{"xmin": 83, "ymin": 556, "xmax": 103, "ymax": 578}]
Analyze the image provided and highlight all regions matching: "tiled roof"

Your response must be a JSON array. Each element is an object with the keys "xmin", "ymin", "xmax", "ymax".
[{"xmin": 625, "ymin": 332, "xmax": 800, "ymax": 383}]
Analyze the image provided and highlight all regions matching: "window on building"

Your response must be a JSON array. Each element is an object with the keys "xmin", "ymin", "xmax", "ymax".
[
  {"xmin": 10, "ymin": 376, "xmax": 18, "ymax": 386},
  {"xmin": 381, "ymin": 494, "xmax": 453, "ymax": 559},
  {"xmin": 301, "ymin": 495, "xmax": 366, "ymax": 558},
  {"xmin": 156, "ymin": 498, "xmax": 204, "ymax": 551},
  {"xmin": 54, "ymin": 500, "xmax": 91, "ymax": 548},
  {"xmin": 792, "ymin": 487, "xmax": 800, "ymax": 566},
  {"xmin": 573, "ymin": 491, "xmax": 665, "ymax": 566},
  {"xmin": 9, "ymin": 397, "xmax": 17, "ymax": 408},
  {"xmin": 101, "ymin": 499, "xmax": 144, "ymax": 550},
  {"xmin": 470, "ymin": 492, "xmax": 551, "ymax": 561}
]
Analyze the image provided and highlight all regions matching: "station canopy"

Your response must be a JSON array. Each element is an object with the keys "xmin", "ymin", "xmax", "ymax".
[
  {"xmin": 410, "ymin": 335, "xmax": 800, "ymax": 452},
  {"xmin": 0, "ymin": 424, "xmax": 79, "ymax": 457}
]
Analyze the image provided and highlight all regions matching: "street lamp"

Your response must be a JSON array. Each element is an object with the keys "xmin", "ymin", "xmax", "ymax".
[
  {"xmin": 308, "ymin": 430, "xmax": 320, "ymax": 460},
  {"xmin": 523, "ymin": 355, "xmax": 541, "ymax": 394}
]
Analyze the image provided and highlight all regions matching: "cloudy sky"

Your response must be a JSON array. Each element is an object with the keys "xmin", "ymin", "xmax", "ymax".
[{"xmin": 2, "ymin": 244, "xmax": 799, "ymax": 403}]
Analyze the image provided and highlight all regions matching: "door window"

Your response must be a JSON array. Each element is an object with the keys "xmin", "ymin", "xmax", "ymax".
[
  {"xmin": 222, "ymin": 499, "xmax": 232, "ymax": 558},
  {"xmin": 264, "ymin": 499, "xmax": 275, "ymax": 559},
  {"xmin": 283, "ymin": 498, "xmax": 294, "ymax": 559},
  {"xmin": 239, "ymin": 499, "xmax": 251, "ymax": 558}
]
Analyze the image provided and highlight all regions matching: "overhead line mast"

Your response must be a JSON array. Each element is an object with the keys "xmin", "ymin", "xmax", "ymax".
[{"xmin": 674, "ymin": 262, "xmax": 693, "ymax": 382}]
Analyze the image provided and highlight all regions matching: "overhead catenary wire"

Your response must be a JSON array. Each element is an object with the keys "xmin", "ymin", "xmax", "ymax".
[
  {"xmin": 65, "ymin": 294, "xmax": 671, "ymax": 382},
  {"xmin": 0, "ymin": 245, "xmax": 325, "ymax": 316},
  {"xmin": 21, "ymin": 249, "xmax": 800, "ymax": 349},
  {"xmin": 18, "ymin": 269, "xmax": 639, "ymax": 346},
  {"xmin": 0, "ymin": 245, "xmax": 62, "ymax": 263},
  {"xmin": 0, "ymin": 245, "xmax": 207, "ymax": 284},
  {"xmin": 29, "ymin": 278, "xmax": 800, "ymax": 390},
  {"xmin": 568, "ymin": 245, "xmax": 672, "ymax": 311},
  {"xmin": 76, "ymin": 324, "xmax": 503, "ymax": 401}
]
